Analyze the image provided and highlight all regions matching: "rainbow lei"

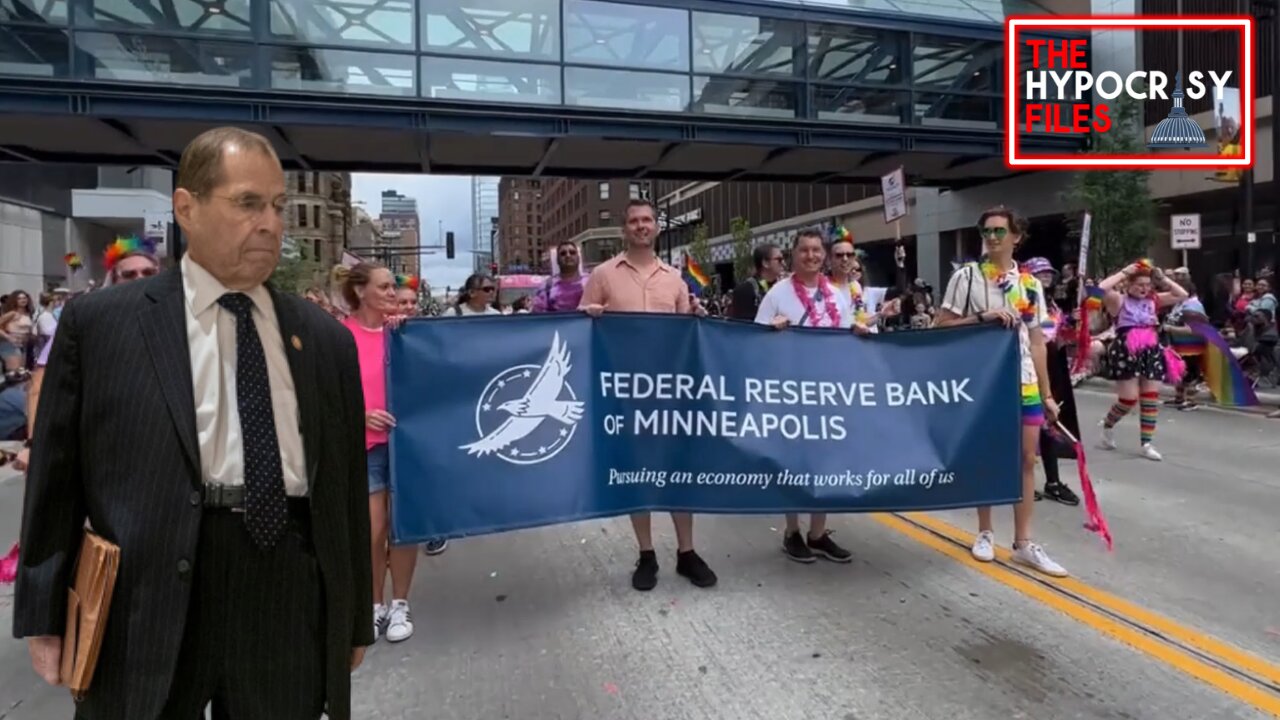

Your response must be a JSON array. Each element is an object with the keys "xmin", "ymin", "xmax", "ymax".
[
  {"xmin": 979, "ymin": 257, "xmax": 1038, "ymax": 323},
  {"xmin": 791, "ymin": 275, "xmax": 842, "ymax": 327}
]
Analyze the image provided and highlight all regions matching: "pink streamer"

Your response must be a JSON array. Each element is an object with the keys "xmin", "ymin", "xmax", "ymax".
[
  {"xmin": 1163, "ymin": 346, "xmax": 1186, "ymax": 384},
  {"xmin": 1071, "ymin": 442, "xmax": 1113, "ymax": 551},
  {"xmin": 0, "ymin": 542, "xmax": 17, "ymax": 584},
  {"xmin": 1125, "ymin": 326, "xmax": 1158, "ymax": 354}
]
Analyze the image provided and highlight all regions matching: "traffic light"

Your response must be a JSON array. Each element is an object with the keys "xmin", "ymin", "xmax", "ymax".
[{"xmin": 446, "ymin": 231, "xmax": 455, "ymax": 259}]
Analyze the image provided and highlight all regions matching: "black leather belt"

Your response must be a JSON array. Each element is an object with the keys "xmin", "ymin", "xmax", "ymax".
[
  {"xmin": 201, "ymin": 485, "xmax": 309, "ymax": 517},
  {"xmin": 202, "ymin": 484, "xmax": 246, "ymax": 509}
]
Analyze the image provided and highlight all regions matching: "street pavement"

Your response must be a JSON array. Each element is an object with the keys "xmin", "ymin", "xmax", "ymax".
[{"xmin": 0, "ymin": 391, "xmax": 1277, "ymax": 719}]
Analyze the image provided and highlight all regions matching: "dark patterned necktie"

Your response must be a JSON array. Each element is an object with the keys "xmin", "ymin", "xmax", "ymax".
[{"xmin": 217, "ymin": 292, "xmax": 289, "ymax": 549}]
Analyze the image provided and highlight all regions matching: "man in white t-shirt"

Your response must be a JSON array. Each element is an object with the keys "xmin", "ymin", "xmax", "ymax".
[
  {"xmin": 754, "ymin": 229, "xmax": 868, "ymax": 564},
  {"xmin": 934, "ymin": 207, "xmax": 1066, "ymax": 578}
]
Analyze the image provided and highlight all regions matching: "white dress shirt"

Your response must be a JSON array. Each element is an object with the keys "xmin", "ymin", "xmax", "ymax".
[{"xmin": 182, "ymin": 255, "xmax": 308, "ymax": 496}]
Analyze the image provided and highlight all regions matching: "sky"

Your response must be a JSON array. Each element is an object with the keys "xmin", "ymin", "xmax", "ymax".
[{"xmin": 350, "ymin": 173, "xmax": 475, "ymax": 295}]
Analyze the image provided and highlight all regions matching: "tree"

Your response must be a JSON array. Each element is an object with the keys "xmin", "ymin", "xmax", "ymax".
[
  {"xmin": 270, "ymin": 247, "xmax": 321, "ymax": 295},
  {"xmin": 1063, "ymin": 93, "xmax": 1159, "ymax": 276},
  {"xmin": 687, "ymin": 222, "xmax": 711, "ymax": 268},
  {"xmin": 730, "ymin": 217, "xmax": 753, "ymax": 282}
]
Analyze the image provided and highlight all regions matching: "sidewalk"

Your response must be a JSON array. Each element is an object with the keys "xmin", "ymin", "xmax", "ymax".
[{"xmin": 1076, "ymin": 378, "xmax": 1280, "ymax": 414}]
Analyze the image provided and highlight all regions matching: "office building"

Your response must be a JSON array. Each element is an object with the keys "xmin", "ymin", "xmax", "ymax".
[
  {"xmin": 496, "ymin": 178, "xmax": 544, "ymax": 272},
  {"xmin": 378, "ymin": 189, "xmax": 421, "ymax": 276},
  {"xmin": 472, "ymin": 176, "xmax": 500, "ymax": 273}
]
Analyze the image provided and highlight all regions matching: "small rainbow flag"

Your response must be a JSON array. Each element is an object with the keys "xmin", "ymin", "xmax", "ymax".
[
  {"xmin": 682, "ymin": 254, "xmax": 710, "ymax": 296},
  {"xmin": 1186, "ymin": 320, "xmax": 1258, "ymax": 407}
]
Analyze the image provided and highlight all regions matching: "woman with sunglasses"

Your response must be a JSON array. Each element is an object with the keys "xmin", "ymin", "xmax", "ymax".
[
  {"xmin": 451, "ymin": 273, "xmax": 501, "ymax": 316},
  {"xmin": 934, "ymin": 207, "xmax": 1067, "ymax": 578},
  {"xmin": 828, "ymin": 239, "xmax": 900, "ymax": 332}
]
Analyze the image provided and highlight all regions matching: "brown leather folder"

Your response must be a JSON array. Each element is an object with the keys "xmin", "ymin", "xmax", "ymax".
[{"xmin": 60, "ymin": 529, "xmax": 120, "ymax": 700}]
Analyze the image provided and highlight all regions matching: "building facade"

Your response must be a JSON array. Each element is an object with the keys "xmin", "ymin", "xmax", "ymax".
[
  {"xmin": 285, "ymin": 171, "xmax": 352, "ymax": 271},
  {"xmin": 472, "ymin": 176, "xmax": 500, "ymax": 273},
  {"xmin": 496, "ymin": 178, "xmax": 544, "ymax": 272},
  {"xmin": 377, "ymin": 189, "xmax": 421, "ymax": 276}
]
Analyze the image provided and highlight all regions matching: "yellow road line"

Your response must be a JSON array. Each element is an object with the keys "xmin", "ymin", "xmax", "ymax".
[
  {"xmin": 870, "ymin": 513, "xmax": 1280, "ymax": 718},
  {"xmin": 899, "ymin": 511, "xmax": 1280, "ymax": 688}
]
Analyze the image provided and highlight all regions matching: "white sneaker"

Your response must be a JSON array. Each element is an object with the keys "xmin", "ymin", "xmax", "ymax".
[
  {"xmin": 373, "ymin": 603, "xmax": 389, "ymax": 641},
  {"xmin": 385, "ymin": 599, "xmax": 414, "ymax": 643},
  {"xmin": 1012, "ymin": 541, "xmax": 1068, "ymax": 577},
  {"xmin": 1140, "ymin": 443, "xmax": 1163, "ymax": 461},
  {"xmin": 1098, "ymin": 422, "xmax": 1117, "ymax": 450},
  {"xmin": 971, "ymin": 530, "xmax": 995, "ymax": 562}
]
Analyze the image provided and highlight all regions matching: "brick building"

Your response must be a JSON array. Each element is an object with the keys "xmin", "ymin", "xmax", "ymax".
[
  {"xmin": 285, "ymin": 171, "xmax": 352, "ymax": 269},
  {"xmin": 496, "ymin": 178, "xmax": 544, "ymax": 272}
]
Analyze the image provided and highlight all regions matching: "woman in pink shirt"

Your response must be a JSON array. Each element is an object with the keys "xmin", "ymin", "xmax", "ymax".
[{"xmin": 342, "ymin": 263, "xmax": 420, "ymax": 644}]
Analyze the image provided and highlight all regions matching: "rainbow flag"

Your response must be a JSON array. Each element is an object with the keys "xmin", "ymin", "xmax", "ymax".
[
  {"xmin": 682, "ymin": 254, "xmax": 710, "ymax": 296},
  {"xmin": 1168, "ymin": 330, "xmax": 1207, "ymax": 356},
  {"xmin": 1186, "ymin": 320, "xmax": 1258, "ymax": 407}
]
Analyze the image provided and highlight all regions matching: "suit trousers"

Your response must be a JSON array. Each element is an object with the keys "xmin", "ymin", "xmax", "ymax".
[{"xmin": 154, "ymin": 502, "xmax": 327, "ymax": 720}]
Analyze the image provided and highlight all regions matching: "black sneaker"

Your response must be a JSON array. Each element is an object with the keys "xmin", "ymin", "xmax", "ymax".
[
  {"xmin": 782, "ymin": 530, "xmax": 816, "ymax": 563},
  {"xmin": 422, "ymin": 538, "xmax": 449, "ymax": 555},
  {"xmin": 675, "ymin": 550, "xmax": 717, "ymax": 588},
  {"xmin": 632, "ymin": 550, "xmax": 659, "ymax": 591},
  {"xmin": 807, "ymin": 531, "xmax": 852, "ymax": 563},
  {"xmin": 1043, "ymin": 482, "xmax": 1080, "ymax": 506}
]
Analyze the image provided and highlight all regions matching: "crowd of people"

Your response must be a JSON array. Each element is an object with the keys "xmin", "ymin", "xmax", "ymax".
[{"xmin": 1, "ymin": 124, "xmax": 1273, "ymax": 720}]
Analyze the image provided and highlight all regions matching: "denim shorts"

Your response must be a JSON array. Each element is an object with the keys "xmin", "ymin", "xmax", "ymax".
[
  {"xmin": 0, "ymin": 340, "xmax": 21, "ymax": 361},
  {"xmin": 367, "ymin": 443, "xmax": 389, "ymax": 495}
]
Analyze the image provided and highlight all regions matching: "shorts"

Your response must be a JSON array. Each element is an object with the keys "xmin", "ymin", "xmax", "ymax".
[
  {"xmin": 367, "ymin": 443, "xmax": 389, "ymax": 495},
  {"xmin": 1021, "ymin": 383, "xmax": 1044, "ymax": 427},
  {"xmin": 0, "ymin": 341, "xmax": 21, "ymax": 361}
]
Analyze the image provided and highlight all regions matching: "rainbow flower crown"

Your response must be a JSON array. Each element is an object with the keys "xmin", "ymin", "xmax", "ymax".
[
  {"xmin": 395, "ymin": 274, "xmax": 419, "ymax": 291},
  {"xmin": 104, "ymin": 235, "xmax": 157, "ymax": 271}
]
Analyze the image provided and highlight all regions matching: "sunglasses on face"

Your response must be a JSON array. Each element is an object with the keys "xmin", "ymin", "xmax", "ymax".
[
  {"xmin": 558, "ymin": 250, "xmax": 577, "ymax": 257},
  {"xmin": 832, "ymin": 252, "xmax": 855, "ymax": 259},
  {"xmin": 980, "ymin": 227, "xmax": 1009, "ymax": 238},
  {"xmin": 119, "ymin": 267, "xmax": 157, "ymax": 280},
  {"xmin": 479, "ymin": 286, "xmax": 495, "ymax": 293}
]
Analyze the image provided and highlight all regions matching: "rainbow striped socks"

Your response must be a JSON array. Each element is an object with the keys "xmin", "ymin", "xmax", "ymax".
[
  {"xmin": 1103, "ymin": 397, "xmax": 1136, "ymax": 429},
  {"xmin": 1140, "ymin": 391, "xmax": 1159, "ymax": 444}
]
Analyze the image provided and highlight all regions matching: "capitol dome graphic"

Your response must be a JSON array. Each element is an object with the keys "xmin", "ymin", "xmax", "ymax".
[{"xmin": 1148, "ymin": 72, "xmax": 1208, "ymax": 149}]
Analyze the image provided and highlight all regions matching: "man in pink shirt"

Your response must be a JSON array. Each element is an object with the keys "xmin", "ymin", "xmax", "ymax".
[{"xmin": 580, "ymin": 199, "xmax": 716, "ymax": 592}]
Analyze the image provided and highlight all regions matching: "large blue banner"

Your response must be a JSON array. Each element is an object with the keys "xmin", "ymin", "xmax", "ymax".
[{"xmin": 386, "ymin": 314, "xmax": 1021, "ymax": 543}]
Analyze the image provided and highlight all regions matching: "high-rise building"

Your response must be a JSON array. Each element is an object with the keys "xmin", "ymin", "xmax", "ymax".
[
  {"xmin": 471, "ymin": 176, "xmax": 500, "ymax": 273},
  {"xmin": 285, "ymin": 171, "xmax": 353, "ymax": 272},
  {"xmin": 377, "ymin": 189, "xmax": 420, "ymax": 276},
  {"xmin": 496, "ymin": 178, "xmax": 543, "ymax": 272}
]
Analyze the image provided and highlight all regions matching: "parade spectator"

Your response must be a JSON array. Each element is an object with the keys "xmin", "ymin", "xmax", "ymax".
[
  {"xmin": 729, "ymin": 243, "xmax": 783, "ymax": 320},
  {"xmin": 934, "ymin": 206, "xmax": 1067, "ymax": 578},
  {"xmin": 395, "ymin": 275, "xmax": 421, "ymax": 317},
  {"xmin": 533, "ymin": 241, "xmax": 587, "ymax": 312},
  {"xmin": 15, "ymin": 126, "xmax": 373, "ymax": 720},
  {"xmin": 580, "ymin": 198, "xmax": 716, "ymax": 592},
  {"xmin": 0, "ymin": 290, "xmax": 34, "ymax": 378},
  {"xmin": 754, "ymin": 229, "xmax": 864, "ymax": 564}
]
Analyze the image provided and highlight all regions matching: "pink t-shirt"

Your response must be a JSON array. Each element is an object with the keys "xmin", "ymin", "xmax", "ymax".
[{"xmin": 343, "ymin": 317, "xmax": 387, "ymax": 450}]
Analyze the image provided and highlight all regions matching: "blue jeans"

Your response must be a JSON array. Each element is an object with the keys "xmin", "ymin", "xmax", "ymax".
[{"xmin": 367, "ymin": 443, "xmax": 389, "ymax": 495}]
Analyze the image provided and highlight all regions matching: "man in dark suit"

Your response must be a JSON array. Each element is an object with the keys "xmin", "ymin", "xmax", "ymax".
[{"xmin": 14, "ymin": 126, "xmax": 374, "ymax": 720}]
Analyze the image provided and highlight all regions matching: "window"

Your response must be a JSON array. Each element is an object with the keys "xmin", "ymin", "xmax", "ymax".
[
  {"xmin": 299, "ymin": 205, "xmax": 308, "ymax": 227},
  {"xmin": 514, "ymin": 190, "xmax": 520, "ymax": 200},
  {"xmin": 598, "ymin": 210, "xmax": 611, "ymax": 226},
  {"xmin": 598, "ymin": 182, "xmax": 610, "ymax": 200},
  {"xmin": 313, "ymin": 239, "xmax": 321, "ymax": 259},
  {"xmin": 312, "ymin": 205, "xmax": 321, "ymax": 228},
  {"xmin": 297, "ymin": 174, "xmax": 307, "ymax": 193},
  {"xmin": 564, "ymin": 0, "xmax": 689, "ymax": 71},
  {"xmin": 629, "ymin": 182, "xmax": 641, "ymax": 199}
]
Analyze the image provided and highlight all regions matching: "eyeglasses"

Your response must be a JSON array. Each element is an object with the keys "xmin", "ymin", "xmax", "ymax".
[
  {"xmin": 980, "ymin": 227, "xmax": 1009, "ymax": 238},
  {"xmin": 558, "ymin": 249, "xmax": 577, "ymax": 257},
  {"xmin": 118, "ymin": 267, "xmax": 158, "ymax": 281},
  {"xmin": 199, "ymin": 192, "xmax": 288, "ymax": 218},
  {"xmin": 832, "ymin": 252, "xmax": 855, "ymax": 259},
  {"xmin": 479, "ymin": 286, "xmax": 496, "ymax": 293}
]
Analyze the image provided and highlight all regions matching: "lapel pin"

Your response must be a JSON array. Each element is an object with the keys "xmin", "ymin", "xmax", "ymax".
[{"xmin": 291, "ymin": 335, "xmax": 302, "ymax": 351}]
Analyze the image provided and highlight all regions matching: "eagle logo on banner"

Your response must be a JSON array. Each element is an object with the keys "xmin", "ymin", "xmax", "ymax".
[{"xmin": 461, "ymin": 332, "xmax": 584, "ymax": 465}]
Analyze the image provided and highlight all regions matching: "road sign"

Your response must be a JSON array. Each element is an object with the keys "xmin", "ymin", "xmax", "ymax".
[{"xmin": 1170, "ymin": 214, "xmax": 1201, "ymax": 250}]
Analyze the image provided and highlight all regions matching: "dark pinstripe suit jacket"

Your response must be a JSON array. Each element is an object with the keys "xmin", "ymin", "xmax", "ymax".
[{"xmin": 13, "ymin": 267, "xmax": 375, "ymax": 720}]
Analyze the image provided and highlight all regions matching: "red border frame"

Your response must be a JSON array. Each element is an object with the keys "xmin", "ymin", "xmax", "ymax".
[{"xmin": 1005, "ymin": 15, "xmax": 1255, "ymax": 170}]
